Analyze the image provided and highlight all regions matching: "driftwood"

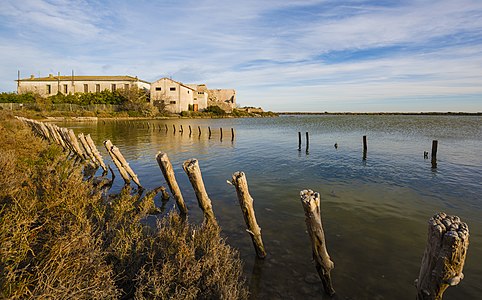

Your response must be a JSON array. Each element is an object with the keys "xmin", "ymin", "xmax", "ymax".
[
  {"xmin": 182, "ymin": 159, "xmax": 217, "ymax": 225},
  {"xmin": 230, "ymin": 171, "xmax": 266, "ymax": 258},
  {"xmin": 156, "ymin": 152, "xmax": 188, "ymax": 218},
  {"xmin": 415, "ymin": 212, "xmax": 469, "ymax": 300},
  {"xmin": 300, "ymin": 189, "xmax": 335, "ymax": 296},
  {"xmin": 104, "ymin": 140, "xmax": 130, "ymax": 184}
]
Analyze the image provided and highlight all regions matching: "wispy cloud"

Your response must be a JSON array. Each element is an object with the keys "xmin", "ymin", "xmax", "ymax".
[{"xmin": 0, "ymin": 0, "xmax": 481, "ymax": 112}]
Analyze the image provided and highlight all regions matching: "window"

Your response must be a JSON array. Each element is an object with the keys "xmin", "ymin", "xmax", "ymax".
[
  {"xmin": 155, "ymin": 87, "xmax": 162, "ymax": 91},
  {"xmin": 63, "ymin": 84, "xmax": 68, "ymax": 94},
  {"xmin": 84, "ymin": 84, "xmax": 88, "ymax": 93},
  {"xmin": 197, "ymin": 91, "xmax": 204, "ymax": 95},
  {"xmin": 169, "ymin": 101, "xmax": 176, "ymax": 104},
  {"xmin": 96, "ymin": 84, "xmax": 100, "ymax": 93},
  {"xmin": 46, "ymin": 84, "xmax": 51, "ymax": 94},
  {"xmin": 111, "ymin": 84, "xmax": 116, "ymax": 91},
  {"xmin": 170, "ymin": 87, "xmax": 176, "ymax": 91},
  {"xmin": 124, "ymin": 84, "xmax": 129, "ymax": 90}
]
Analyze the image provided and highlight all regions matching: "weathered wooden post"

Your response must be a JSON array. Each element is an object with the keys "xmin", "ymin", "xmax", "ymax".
[
  {"xmin": 182, "ymin": 159, "xmax": 217, "ymax": 225},
  {"xmin": 110, "ymin": 145, "xmax": 142, "ymax": 188},
  {"xmin": 104, "ymin": 140, "xmax": 130, "ymax": 184},
  {"xmin": 208, "ymin": 126, "xmax": 212, "ymax": 139},
  {"xmin": 300, "ymin": 189, "xmax": 335, "ymax": 296},
  {"xmin": 180, "ymin": 125, "xmax": 183, "ymax": 134},
  {"xmin": 363, "ymin": 135, "xmax": 368, "ymax": 160},
  {"xmin": 230, "ymin": 171, "xmax": 266, "ymax": 258},
  {"xmin": 431, "ymin": 140, "xmax": 438, "ymax": 168},
  {"xmin": 85, "ymin": 134, "xmax": 107, "ymax": 172},
  {"xmin": 173, "ymin": 124, "xmax": 176, "ymax": 134},
  {"xmin": 189, "ymin": 125, "xmax": 192, "ymax": 136},
  {"xmin": 78, "ymin": 133, "xmax": 97, "ymax": 166},
  {"xmin": 306, "ymin": 132, "xmax": 309, "ymax": 153},
  {"xmin": 415, "ymin": 212, "xmax": 469, "ymax": 300},
  {"xmin": 156, "ymin": 152, "xmax": 188, "ymax": 218},
  {"xmin": 298, "ymin": 132, "xmax": 302, "ymax": 151},
  {"xmin": 231, "ymin": 128, "xmax": 235, "ymax": 141},
  {"xmin": 165, "ymin": 124, "xmax": 168, "ymax": 132},
  {"xmin": 220, "ymin": 128, "xmax": 223, "ymax": 140}
]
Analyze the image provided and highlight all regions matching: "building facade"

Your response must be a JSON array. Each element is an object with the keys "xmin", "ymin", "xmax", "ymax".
[
  {"xmin": 208, "ymin": 89, "xmax": 236, "ymax": 112},
  {"xmin": 16, "ymin": 74, "xmax": 150, "ymax": 97},
  {"xmin": 150, "ymin": 78, "xmax": 196, "ymax": 113}
]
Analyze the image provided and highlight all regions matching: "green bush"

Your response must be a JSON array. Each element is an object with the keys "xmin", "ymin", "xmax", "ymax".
[{"xmin": 204, "ymin": 105, "xmax": 226, "ymax": 116}]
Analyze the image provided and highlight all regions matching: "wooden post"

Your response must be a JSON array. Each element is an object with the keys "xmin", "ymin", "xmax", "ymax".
[
  {"xmin": 173, "ymin": 124, "xmax": 176, "ymax": 134},
  {"xmin": 415, "ymin": 212, "xmax": 469, "ymax": 300},
  {"xmin": 231, "ymin": 128, "xmax": 235, "ymax": 141},
  {"xmin": 300, "ymin": 189, "xmax": 335, "ymax": 296},
  {"xmin": 231, "ymin": 171, "xmax": 266, "ymax": 258},
  {"xmin": 156, "ymin": 152, "xmax": 188, "ymax": 218},
  {"xmin": 198, "ymin": 126, "xmax": 201, "ymax": 136},
  {"xmin": 220, "ymin": 128, "xmax": 223, "ymax": 140},
  {"xmin": 208, "ymin": 126, "xmax": 211, "ymax": 139},
  {"xmin": 78, "ymin": 133, "xmax": 97, "ymax": 166},
  {"xmin": 67, "ymin": 129, "xmax": 85, "ymax": 159},
  {"xmin": 306, "ymin": 132, "xmax": 309, "ymax": 153},
  {"xmin": 85, "ymin": 134, "xmax": 107, "ymax": 172},
  {"xmin": 363, "ymin": 135, "xmax": 368, "ymax": 160},
  {"xmin": 182, "ymin": 159, "xmax": 217, "ymax": 226},
  {"xmin": 431, "ymin": 140, "xmax": 438, "ymax": 168},
  {"xmin": 104, "ymin": 140, "xmax": 130, "ymax": 184},
  {"xmin": 180, "ymin": 125, "xmax": 183, "ymax": 133},
  {"xmin": 189, "ymin": 125, "xmax": 192, "ymax": 136},
  {"xmin": 110, "ymin": 145, "xmax": 142, "ymax": 188},
  {"xmin": 165, "ymin": 124, "xmax": 168, "ymax": 132},
  {"xmin": 298, "ymin": 132, "xmax": 302, "ymax": 151}
]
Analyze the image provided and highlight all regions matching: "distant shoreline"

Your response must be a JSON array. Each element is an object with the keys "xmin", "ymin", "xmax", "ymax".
[{"xmin": 277, "ymin": 112, "xmax": 482, "ymax": 116}]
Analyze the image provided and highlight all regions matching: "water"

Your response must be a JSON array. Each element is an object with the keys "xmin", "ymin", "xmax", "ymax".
[{"xmin": 61, "ymin": 115, "xmax": 482, "ymax": 299}]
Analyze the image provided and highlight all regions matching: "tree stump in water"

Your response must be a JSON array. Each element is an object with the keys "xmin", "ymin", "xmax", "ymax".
[
  {"xmin": 415, "ymin": 212, "xmax": 469, "ymax": 300},
  {"xmin": 230, "ymin": 171, "xmax": 266, "ymax": 258},
  {"xmin": 183, "ymin": 159, "xmax": 217, "ymax": 226},
  {"xmin": 300, "ymin": 189, "xmax": 335, "ymax": 296}
]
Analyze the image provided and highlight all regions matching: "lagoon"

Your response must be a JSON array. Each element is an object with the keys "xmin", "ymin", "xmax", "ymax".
[{"xmin": 61, "ymin": 115, "xmax": 482, "ymax": 299}]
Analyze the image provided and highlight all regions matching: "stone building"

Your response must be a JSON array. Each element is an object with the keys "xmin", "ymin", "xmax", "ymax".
[
  {"xmin": 208, "ymin": 89, "xmax": 236, "ymax": 112},
  {"xmin": 150, "ymin": 78, "xmax": 197, "ymax": 113},
  {"xmin": 16, "ymin": 74, "xmax": 150, "ymax": 97}
]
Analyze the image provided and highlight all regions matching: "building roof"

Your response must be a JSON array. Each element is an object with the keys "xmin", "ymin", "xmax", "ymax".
[
  {"xmin": 153, "ymin": 77, "xmax": 196, "ymax": 91},
  {"xmin": 17, "ymin": 75, "xmax": 150, "ymax": 84}
]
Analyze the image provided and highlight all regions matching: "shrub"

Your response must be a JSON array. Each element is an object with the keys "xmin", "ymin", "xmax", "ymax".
[{"xmin": 204, "ymin": 105, "xmax": 226, "ymax": 116}]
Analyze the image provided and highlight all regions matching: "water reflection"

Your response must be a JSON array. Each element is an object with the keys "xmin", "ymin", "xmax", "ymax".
[{"xmin": 59, "ymin": 115, "xmax": 482, "ymax": 299}]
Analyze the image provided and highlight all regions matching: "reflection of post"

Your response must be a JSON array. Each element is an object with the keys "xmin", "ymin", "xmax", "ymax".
[
  {"xmin": 300, "ymin": 189, "xmax": 335, "ymax": 296},
  {"xmin": 183, "ymin": 159, "xmax": 217, "ymax": 225},
  {"xmin": 156, "ymin": 152, "xmax": 188, "ymax": 218},
  {"xmin": 248, "ymin": 256, "xmax": 265, "ymax": 299},
  {"xmin": 231, "ymin": 171, "xmax": 266, "ymax": 258},
  {"xmin": 431, "ymin": 140, "xmax": 438, "ymax": 168},
  {"xmin": 415, "ymin": 212, "xmax": 469, "ymax": 300}
]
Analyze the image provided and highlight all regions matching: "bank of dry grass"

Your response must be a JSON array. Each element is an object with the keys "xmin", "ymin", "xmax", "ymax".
[{"xmin": 0, "ymin": 112, "xmax": 248, "ymax": 299}]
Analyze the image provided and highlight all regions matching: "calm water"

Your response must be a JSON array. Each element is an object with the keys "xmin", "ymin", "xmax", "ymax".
[{"xmin": 61, "ymin": 115, "xmax": 482, "ymax": 300}]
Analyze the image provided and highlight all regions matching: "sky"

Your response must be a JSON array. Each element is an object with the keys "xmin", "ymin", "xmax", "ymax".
[{"xmin": 1, "ymin": 0, "xmax": 481, "ymax": 112}]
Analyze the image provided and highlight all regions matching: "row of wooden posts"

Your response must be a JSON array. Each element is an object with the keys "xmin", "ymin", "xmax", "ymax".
[
  {"xmin": 299, "ymin": 132, "xmax": 440, "ymax": 167},
  {"xmin": 103, "ymin": 120, "xmax": 236, "ymax": 141},
  {"xmin": 16, "ymin": 116, "xmax": 469, "ymax": 300}
]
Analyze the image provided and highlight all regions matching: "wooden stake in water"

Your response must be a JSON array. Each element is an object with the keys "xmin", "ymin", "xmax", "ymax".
[
  {"xmin": 298, "ymin": 132, "xmax": 302, "ymax": 151},
  {"xmin": 415, "ymin": 212, "xmax": 469, "ymax": 300},
  {"xmin": 111, "ymin": 145, "xmax": 142, "ymax": 188},
  {"xmin": 220, "ymin": 128, "xmax": 223, "ymax": 140},
  {"xmin": 231, "ymin": 171, "xmax": 267, "ymax": 258},
  {"xmin": 231, "ymin": 128, "xmax": 235, "ymax": 141},
  {"xmin": 363, "ymin": 135, "xmax": 368, "ymax": 160},
  {"xmin": 189, "ymin": 125, "xmax": 192, "ymax": 136},
  {"xmin": 156, "ymin": 152, "xmax": 188, "ymax": 218},
  {"xmin": 182, "ymin": 159, "xmax": 217, "ymax": 225},
  {"xmin": 165, "ymin": 124, "xmax": 168, "ymax": 132},
  {"xmin": 306, "ymin": 132, "xmax": 310, "ymax": 153},
  {"xmin": 300, "ymin": 189, "xmax": 335, "ymax": 296},
  {"xmin": 173, "ymin": 124, "xmax": 176, "ymax": 134},
  {"xmin": 198, "ymin": 126, "xmax": 201, "ymax": 136},
  {"xmin": 180, "ymin": 125, "xmax": 183, "ymax": 134},
  {"xmin": 208, "ymin": 126, "xmax": 212, "ymax": 139},
  {"xmin": 431, "ymin": 140, "xmax": 438, "ymax": 168},
  {"xmin": 104, "ymin": 140, "xmax": 130, "ymax": 184}
]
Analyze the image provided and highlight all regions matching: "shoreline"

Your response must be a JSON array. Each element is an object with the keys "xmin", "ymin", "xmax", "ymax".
[{"xmin": 277, "ymin": 111, "xmax": 482, "ymax": 116}]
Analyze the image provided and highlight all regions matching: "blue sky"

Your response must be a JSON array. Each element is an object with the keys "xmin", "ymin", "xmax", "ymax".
[{"xmin": 1, "ymin": 0, "xmax": 481, "ymax": 112}]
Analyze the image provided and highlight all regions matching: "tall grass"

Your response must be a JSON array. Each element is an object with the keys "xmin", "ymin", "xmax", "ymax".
[{"xmin": 0, "ymin": 112, "xmax": 248, "ymax": 299}]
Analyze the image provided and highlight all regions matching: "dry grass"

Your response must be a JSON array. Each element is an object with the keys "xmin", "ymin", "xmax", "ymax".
[{"xmin": 0, "ymin": 112, "xmax": 248, "ymax": 299}]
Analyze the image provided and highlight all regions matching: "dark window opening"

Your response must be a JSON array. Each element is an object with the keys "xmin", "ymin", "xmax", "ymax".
[
  {"xmin": 46, "ymin": 84, "xmax": 51, "ymax": 94},
  {"xmin": 170, "ymin": 87, "xmax": 176, "ymax": 91},
  {"xmin": 156, "ymin": 87, "xmax": 162, "ymax": 91},
  {"xmin": 96, "ymin": 84, "xmax": 100, "ymax": 93},
  {"xmin": 63, "ymin": 84, "xmax": 68, "ymax": 93},
  {"xmin": 111, "ymin": 84, "xmax": 116, "ymax": 91},
  {"xmin": 84, "ymin": 84, "xmax": 88, "ymax": 93},
  {"xmin": 170, "ymin": 101, "xmax": 176, "ymax": 104}
]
